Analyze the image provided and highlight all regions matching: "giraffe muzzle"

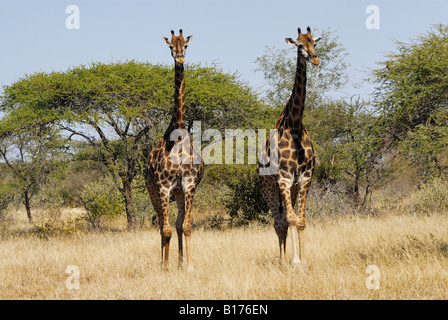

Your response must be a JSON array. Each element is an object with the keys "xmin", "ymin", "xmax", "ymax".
[{"xmin": 310, "ymin": 57, "xmax": 320, "ymax": 65}]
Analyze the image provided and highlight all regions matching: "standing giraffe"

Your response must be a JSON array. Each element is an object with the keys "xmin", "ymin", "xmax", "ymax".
[
  {"xmin": 258, "ymin": 27, "xmax": 321, "ymax": 266},
  {"xmin": 145, "ymin": 29, "xmax": 204, "ymax": 271}
]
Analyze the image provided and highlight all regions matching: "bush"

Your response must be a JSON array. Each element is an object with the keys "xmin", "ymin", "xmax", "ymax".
[
  {"xmin": 306, "ymin": 181, "xmax": 358, "ymax": 217},
  {"xmin": 223, "ymin": 165, "xmax": 270, "ymax": 226},
  {"xmin": 131, "ymin": 185, "xmax": 155, "ymax": 228},
  {"xmin": 0, "ymin": 189, "xmax": 14, "ymax": 219},
  {"xmin": 0, "ymin": 174, "xmax": 15, "ymax": 219},
  {"xmin": 80, "ymin": 176, "xmax": 124, "ymax": 229},
  {"xmin": 413, "ymin": 178, "xmax": 448, "ymax": 215}
]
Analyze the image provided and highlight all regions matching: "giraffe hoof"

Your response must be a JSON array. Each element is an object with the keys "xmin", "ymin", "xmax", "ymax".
[
  {"xmin": 161, "ymin": 262, "xmax": 170, "ymax": 272},
  {"xmin": 292, "ymin": 258, "xmax": 302, "ymax": 267}
]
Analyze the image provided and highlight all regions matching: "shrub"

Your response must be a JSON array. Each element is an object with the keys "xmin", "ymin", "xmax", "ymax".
[
  {"xmin": 79, "ymin": 176, "xmax": 124, "ymax": 229},
  {"xmin": 413, "ymin": 178, "xmax": 448, "ymax": 215},
  {"xmin": 0, "ymin": 186, "xmax": 14, "ymax": 218},
  {"xmin": 131, "ymin": 186, "xmax": 155, "ymax": 228},
  {"xmin": 223, "ymin": 165, "xmax": 270, "ymax": 226},
  {"xmin": 0, "ymin": 172, "xmax": 15, "ymax": 219},
  {"xmin": 306, "ymin": 181, "xmax": 358, "ymax": 217}
]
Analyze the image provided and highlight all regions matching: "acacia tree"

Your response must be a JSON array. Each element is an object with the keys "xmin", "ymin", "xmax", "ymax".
[
  {"xmin": 1, "ymin": 60, "xmax": 268, "ymax": 230},
  {"xmin": 373, "ymin": 24, "xmax": 448, "ymax": 178},
  {"xmin": 0, "ymin": 117, "xmax": 67, "ymax": 223},
  {"xmin": 306, "ymin": 97, "xmax": 389, "ymax": 207}
]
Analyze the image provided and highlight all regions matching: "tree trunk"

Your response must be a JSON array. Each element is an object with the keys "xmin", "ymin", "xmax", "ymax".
[
  {"xmin": 353, "ymin": 173, "xmax": 360, "ymax": 209},
  {"xmin": 23, "ymin": 190, "xmax": 33, "ymax": 223},
  {"xmin": 361, "ymin": 185, "xmax": 371, "ymax": 209},
  {"xmin": 121, "ymin": 178, "xmax": 137, "ymax": 231}
]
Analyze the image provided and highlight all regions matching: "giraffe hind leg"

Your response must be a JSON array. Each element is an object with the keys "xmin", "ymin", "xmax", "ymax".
[
  {"xmin": 175, "ymin": 192, "xmax": 186, "ymax": 268},
  {"xmin": 183, "ymin": 184, "xmax": 196, "ymax": 272},
  {"xmin": 146, "ymin": 181, "xmax": 167, "ymax": 268},
  {"xmin": 279, "ymin": 181, "xmax": 301, "ymax": 266},
  {"xmin": 278, "ymin": 204, "xmax": 288, "ymax": 264},
  {"xmin": 260, "ymin": 178, "xmax": 287, "ymax": 263}
]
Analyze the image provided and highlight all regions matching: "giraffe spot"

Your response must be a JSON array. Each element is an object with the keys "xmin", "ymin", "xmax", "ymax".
[
  {"xmin": 282, "ymin": 150, "xmax": 291, "ymax": 158},
  {"xmin": 305, "ymin": 148, "xmax": 314, "ymax": 159},
  {"xmin": 279, "ymin": 139, "xmax": 290, "ymax": 149},
  {"xmin": 288, "ymin": 160, "xmax": 297, "ymax": 169},
  {"xmin": 279, "ymin": 160, "xmax": 289, "ymax": 170},
  {"xmin": 302, "ymin": 136, "xmax": 312, "ymax": 146},
  {"xmin": 278, "ymin": 182, "xmax": 288, "ymax": 190},
  {"xmin": 182, "ymin": 163, "xmax": 191, "ymax": 170},
  {"xmin": 290, "ymin": 151, "xmax": 298, "ymax": 161},
  {"xmin": 279, "ymin": 170, "xmax": 292, "ymax": 180}
]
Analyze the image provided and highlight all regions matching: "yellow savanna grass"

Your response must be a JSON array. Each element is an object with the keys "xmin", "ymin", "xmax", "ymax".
[{"xmin": 1, "ymin": 210, "xmax": 447, "ymax": 299}]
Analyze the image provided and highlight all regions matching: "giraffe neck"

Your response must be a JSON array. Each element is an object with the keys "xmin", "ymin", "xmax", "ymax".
[
  {"xmin": 278, "ymin": 53, "xmax": 307, "ymax": 130},
  {"xmin": 166, "ymin": 61, "xmax": 186, "ymax": 135}
]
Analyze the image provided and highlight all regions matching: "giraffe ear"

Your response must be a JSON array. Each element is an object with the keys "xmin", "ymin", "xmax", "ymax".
[
  {"xmin": 285, "ymin": 38, "xmax": 298, "ymax": 47},
  {"xmin": 162, "ymin": 37, "xmax": 171, "ymax": 46},
  {"xmin": 313, "ymin": 37, "xmax": 322, "ymax": 43},
  {"xmin": 185, "ymin": 35, "xmax": 193, "ymax": 45}
]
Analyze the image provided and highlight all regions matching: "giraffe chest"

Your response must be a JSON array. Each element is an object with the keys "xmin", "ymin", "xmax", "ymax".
[
  {"xmin": 277, "ymin": 132, "xmax": 315, "ymax": 181},
  {"xmin": 146, "ymin": 140, "xmax": 204, "ymax": 190}
]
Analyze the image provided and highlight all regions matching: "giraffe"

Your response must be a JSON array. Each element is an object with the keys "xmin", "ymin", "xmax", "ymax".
[
  {"xmin": 145, "ymin": 29, "xmax": 204, "ymax": 271},
  {"xmin": 257, "ymin": 27, "xmax": 321, "ymax": 266}
]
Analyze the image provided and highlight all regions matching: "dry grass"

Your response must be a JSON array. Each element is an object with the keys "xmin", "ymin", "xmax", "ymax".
[{"xmin": 1, "ymin": 209, "xmax": 448, "ymax": 299}]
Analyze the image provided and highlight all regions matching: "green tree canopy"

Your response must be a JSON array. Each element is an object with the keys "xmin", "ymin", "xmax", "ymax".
[
  {"xmin": 373, "ymin": 24, "xmax": 448, "ymax": 177},
  {"xmin": 305, "ymin": 97, "xmax": 388, "ymax": 206},
  {"xmin": 1, "ymin": 60, "xmax": 268, "ymax": 228},
  {"xmin": 0, "ymin": 124, "xmax": 67, "ymax": 222}
]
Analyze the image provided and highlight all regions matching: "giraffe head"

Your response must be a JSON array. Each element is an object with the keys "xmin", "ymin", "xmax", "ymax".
[
  {"xmin": 285, "ymin": 27, "xmax": 322, "ymax": 65},
  {"xmin": 162, "ymin": 29, "xmax": 193, "ymax": 64}
]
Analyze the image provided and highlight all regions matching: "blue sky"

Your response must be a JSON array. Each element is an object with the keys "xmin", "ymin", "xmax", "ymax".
[{"xmin": 1, "ymin": 0, "xmax": 448, "ymax": 100}]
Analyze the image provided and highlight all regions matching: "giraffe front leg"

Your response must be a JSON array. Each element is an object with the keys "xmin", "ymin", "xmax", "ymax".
[
  {"xmin": 159, "ymin": 187, "xmax": 172, "ymax": 271},
  {"xmin": 279, "ymin": 182, "xmax": 301, "ymax": 266},
  {"xmin": 289, "ymin": 184, "xmax": 300, "ymax": 262},
  {"xmin": 297, "ymin": 176, "xmax": 312, "ymax": 262}
]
